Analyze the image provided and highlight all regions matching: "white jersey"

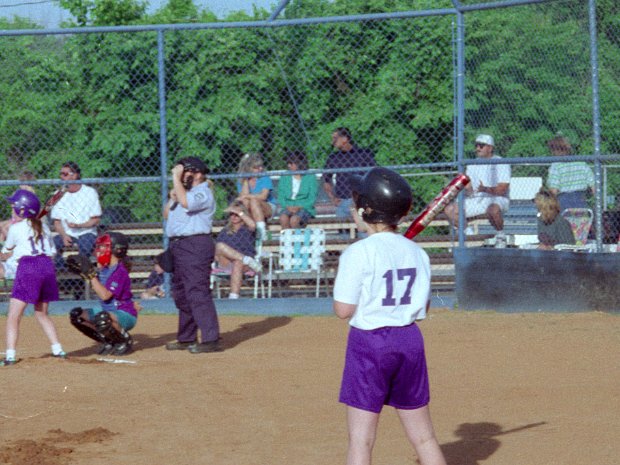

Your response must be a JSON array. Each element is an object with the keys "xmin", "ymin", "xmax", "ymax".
[
  {"xmin": 334, "ymin": 232, "xmax": 431, "ymax": 330},
  {"xmin": 50, "ymin": 185, "xmax": 102, "ymax": 237},
  {"xmin": 2, "ymin": 220, "xmax": 56, "ymax": 261}
]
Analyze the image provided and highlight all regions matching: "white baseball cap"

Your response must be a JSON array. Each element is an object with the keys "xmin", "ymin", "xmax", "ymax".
[{"xmin": 475, "ymin": 134, "xmax": 494, "ymax": 146}]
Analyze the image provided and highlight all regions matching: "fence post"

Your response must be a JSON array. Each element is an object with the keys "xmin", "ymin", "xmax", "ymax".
[
  {"xmin": 157, "ymin": 29, "xmax": 172, "ymax": 294},
  {"xmin": 588, "ymin": 0, "xmax": 603, "ymax": 251}
]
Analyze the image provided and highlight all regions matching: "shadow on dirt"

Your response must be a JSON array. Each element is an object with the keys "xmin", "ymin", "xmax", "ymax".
[
  {"xmin": 64, "ymin": 316, "xmax": 293, "ymax": 356},
  {"xmin": 220, "ymin": 316, "xmax": 293, "ymax": 349},
  {"xmin": 441, "ymin": 421, "xmax": 546, "ymax": 465}
]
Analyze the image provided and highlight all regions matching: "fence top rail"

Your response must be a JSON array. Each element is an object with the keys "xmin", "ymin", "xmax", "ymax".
[
  {"xmin": 0, "ymin": 0, "xmax": 559, "ymax": 37},
  {"xmin": 0, "ymin": 9, "xmax": 457, "ymax": 37}
]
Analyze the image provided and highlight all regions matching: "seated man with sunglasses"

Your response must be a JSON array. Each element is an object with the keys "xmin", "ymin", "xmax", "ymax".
[
  {"xmin": 50, "ymin": 161, "xmax": 102, "ymax": 268},
  {"xmin": 444, "ymin": 134, "xmax": 511, "ymax": 236}
]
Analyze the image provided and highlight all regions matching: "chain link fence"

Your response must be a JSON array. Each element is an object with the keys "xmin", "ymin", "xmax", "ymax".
[{"xmin": 0, "ymin": 0, "xmax": 618, "ymax": 300}]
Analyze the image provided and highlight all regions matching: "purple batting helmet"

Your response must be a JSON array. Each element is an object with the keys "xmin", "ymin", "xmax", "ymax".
[{"xmin": 6, "ymin": 189, "xmax": 41, "ymax": 219}]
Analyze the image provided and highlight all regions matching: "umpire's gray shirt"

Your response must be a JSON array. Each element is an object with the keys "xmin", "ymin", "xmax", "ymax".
[{"xmin": 165, "ymin": 182, "xmax": 215, "ymax": 237}]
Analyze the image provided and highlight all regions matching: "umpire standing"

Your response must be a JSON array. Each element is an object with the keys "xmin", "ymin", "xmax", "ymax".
[{"xmin": 163, "ymin": 157, "xmax": 221, "ymax": 353}]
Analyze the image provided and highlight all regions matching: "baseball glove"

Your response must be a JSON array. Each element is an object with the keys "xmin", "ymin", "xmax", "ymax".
[{"xmin": 65, "ymin": 254, "xmax": 97, "ymax": 280}]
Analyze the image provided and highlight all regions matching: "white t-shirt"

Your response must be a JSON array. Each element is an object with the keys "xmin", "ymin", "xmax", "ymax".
[
  {"xmin": 466, "ymin": 155, "xmax": 511, "ymax": 198},
  {"xmin": 51, "ymin": 185, "xmax": 102, "ymax": 237},
  {"xmin": 291, "ymin": 177, "xmax": 301, "ymax": 200},
  {"xmin": 2, "ymin": 220, "xmax": 56, "ymax": 260},
  {"xmin": 334, "ymin": 232, "xmax": 431, "ymax": 330}
]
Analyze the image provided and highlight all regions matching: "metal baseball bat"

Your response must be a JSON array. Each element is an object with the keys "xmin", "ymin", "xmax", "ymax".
[
  {"xmin": 404, "ymin": 173, "xmax": 470, "ymax": 239},
  {"xmin": 36, "ymin": 186, "xmax": 67, "ymax": 219}
]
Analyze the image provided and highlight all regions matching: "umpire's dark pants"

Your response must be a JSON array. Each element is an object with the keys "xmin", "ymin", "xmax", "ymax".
[{"xmin": 170, "ymin": 234, "xmax": 219, "ymax": 343}]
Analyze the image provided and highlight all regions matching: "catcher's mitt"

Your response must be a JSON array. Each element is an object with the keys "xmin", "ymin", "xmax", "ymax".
[{"xmin": 65, "ymin": 254, "xmax": 97, "ymax": 280}]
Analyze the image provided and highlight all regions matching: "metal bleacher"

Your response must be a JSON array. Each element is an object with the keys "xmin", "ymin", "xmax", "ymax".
[{"xmin": 477, "ymin": 176, "xmax": 541, "ymax": 237}]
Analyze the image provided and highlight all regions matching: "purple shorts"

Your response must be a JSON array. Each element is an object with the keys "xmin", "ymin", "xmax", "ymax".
[
  {"xmin": 339, "ymin": 323, "xmax": 430, "ymax": 413},
  {"xmin": 12, "ymin": 255, "xmax": 59, "ymax": 305}
]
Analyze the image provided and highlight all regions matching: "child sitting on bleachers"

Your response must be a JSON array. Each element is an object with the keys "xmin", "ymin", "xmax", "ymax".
[
  {"xmin": 214, "ymin": 201, "xmax": 262, "ymax": 299},
  {"xmin": 140, "ymin": 259, "xmax": 165, "ymax": 300}
]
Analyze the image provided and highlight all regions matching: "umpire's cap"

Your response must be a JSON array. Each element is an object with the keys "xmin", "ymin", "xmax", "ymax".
[{"xmin": 178, "ymin": 157, "xmax": 209, "ymax": 174}]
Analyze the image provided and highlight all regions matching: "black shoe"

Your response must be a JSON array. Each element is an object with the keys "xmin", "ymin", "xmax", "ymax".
[
  {"xmin": 98, "ymin": 343, "xmax": 114, "ymax": 355},
  {"xmin": 188, "ymin": 341, "xmax": 223, "ymax": 354},
  {"xmin": 0, "ymin": 358, "xmax": 17, "ymax": 366},
  {"xmin": 112, "ymin": 342, "xmax": 133, "ymax": 356},
  {"xmin": 165, "ymin": 340, "xmax": 197, "ymax": 351}
]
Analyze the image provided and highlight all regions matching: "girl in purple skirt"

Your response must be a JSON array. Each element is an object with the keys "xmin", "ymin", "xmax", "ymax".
[
  {"xmin": 1, "ymin": 190, "xmax": 65, "ymax": 366},
  {"xmin": 333, "ymin": 168, "xmax": 446, "ymax": 465}
]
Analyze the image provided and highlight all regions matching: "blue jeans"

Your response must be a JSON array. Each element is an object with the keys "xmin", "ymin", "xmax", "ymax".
[
  {"xmin": 335, "ymin": 198, "xmax": 368, "ymax": 238},
  {"xmin": 54, "ymin": 233, "xmax": 97, "ymax": 268},
  {"xmin": 335, "ymin": 198, "xmax": 353, "ymax": 219},
  {"xmin": 558, "ymin": 191, "xmax": 588, "ymax": 211}
]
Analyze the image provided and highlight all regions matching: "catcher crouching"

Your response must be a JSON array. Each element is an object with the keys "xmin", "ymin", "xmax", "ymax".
[{"xmin": 67, "ymin": 232, "xmax": 139, "ymax": 356}]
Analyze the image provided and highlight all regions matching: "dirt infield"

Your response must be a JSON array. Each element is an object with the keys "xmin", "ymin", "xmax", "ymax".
[{"xmin": 0, "ymin": 309, "xmax": 618, "ymax": 465}]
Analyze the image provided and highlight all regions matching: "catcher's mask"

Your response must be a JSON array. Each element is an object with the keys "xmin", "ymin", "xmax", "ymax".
[
  {"xmin": 350, "ymin": 167, "xmax": 412, "ymax": 226},
  {"xmin": 95, "ymin": 232, "xmax": 129, "ymax": 266}
]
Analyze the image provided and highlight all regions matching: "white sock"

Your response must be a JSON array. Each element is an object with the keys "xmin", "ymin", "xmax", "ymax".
[
  {"xmin": 229, "ymin": 293, "xmax": 239, "ymax": 299},
  {"xmin": 5, "ymin": 349, "xmax": 16, "ymax": 361},
  {"xmin": 51, "ymin": 343, "xmax": 64, "ymax": 356}
]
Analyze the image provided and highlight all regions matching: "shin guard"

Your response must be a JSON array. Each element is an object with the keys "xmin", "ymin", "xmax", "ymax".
[{"xmin": 69, "ymin": 307, "xmax": 105, "ymax": 343}]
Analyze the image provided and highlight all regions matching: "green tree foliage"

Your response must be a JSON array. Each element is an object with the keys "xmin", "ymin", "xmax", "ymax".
[
  {"xmin": 59, "ymin": 0, "xmax": 147, "ymax": 26},
  {"xmin": 0, "ymin": 17, "xmax": 81, "ymax": 212}
]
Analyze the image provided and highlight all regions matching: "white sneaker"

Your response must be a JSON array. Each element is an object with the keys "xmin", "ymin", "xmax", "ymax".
[
  {"xmin": 464, "ymin": 226, "xmax": 475, "ymax": 236},
  {"xmin": 242, "ymin": 256, "xmax": 262, "ymax": 273}
]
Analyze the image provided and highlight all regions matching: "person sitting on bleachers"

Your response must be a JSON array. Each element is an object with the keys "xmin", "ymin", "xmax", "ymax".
[
  {"xmin": 236, "ymin": 153, "xmax": 276, "ymax": 241},
  {"xmin": 534, "ymin": 188, "xmax": 575, "ymax": 250},
  {"xmin": 444, "ymin": 134, "xmax": 510, "ymax": 237},
  {"xmin": 214, "ymin": 201, "xmax": 262, "ymax": 300},
  {"xmin": 140, "ymin": 259, "xmax": 165, "ymax": 300},
  {"xmin": 277, "ymin": 151, "xmax": 318, "ymax": 229},
  {"xmin": 546, "ymin": 134, "xmax": 594, "ymax": 211}
]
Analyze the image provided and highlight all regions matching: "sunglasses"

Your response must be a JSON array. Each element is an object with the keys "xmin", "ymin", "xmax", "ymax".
[{"xmin": 475, "ymin": 143, "xmax": 487, "ymax": 148}]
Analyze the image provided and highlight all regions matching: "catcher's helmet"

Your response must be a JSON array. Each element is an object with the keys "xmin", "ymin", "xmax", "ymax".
[
  {"xmin": 6, "ymin": 189, "xmax": 41, "ymax": 219},
  {"xmin": 178, "ymin": 157, "xmax": 208, "ymax": 174},
  {"xmin": 95, "ymin": 232, "xmax": 129, "ymax": 266},
  {"xmin": 108, "ymin": 232, "xmax": 130, "ymax": 258},
  {"xmin": 350, "ymin": 167, "xmax": 412, "ymax": 225}
]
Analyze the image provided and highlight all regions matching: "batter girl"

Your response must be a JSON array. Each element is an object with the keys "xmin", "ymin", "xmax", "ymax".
[
  {"xmin": 1, "ymin": 190, "xmax": 65, "ymax": 366},
  {"xmin": 333, "ymin": 167, "xmax": 447, "ymax": 465}
]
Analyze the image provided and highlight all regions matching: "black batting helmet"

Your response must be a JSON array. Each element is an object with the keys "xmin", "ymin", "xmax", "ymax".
[{"xmin": 350, "ymin": 167, "xmax": 412, "ymax": 225}]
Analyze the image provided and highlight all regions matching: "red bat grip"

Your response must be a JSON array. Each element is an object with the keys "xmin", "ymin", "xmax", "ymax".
[{"xmin": 404, "ymin": 174, "xmax": 470, "ymax": 239}]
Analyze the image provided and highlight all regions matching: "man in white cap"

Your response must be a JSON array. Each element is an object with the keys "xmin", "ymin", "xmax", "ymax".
[{"xmin": 445, "ymin": 134, "xmax": 511, "ymax": 235}]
